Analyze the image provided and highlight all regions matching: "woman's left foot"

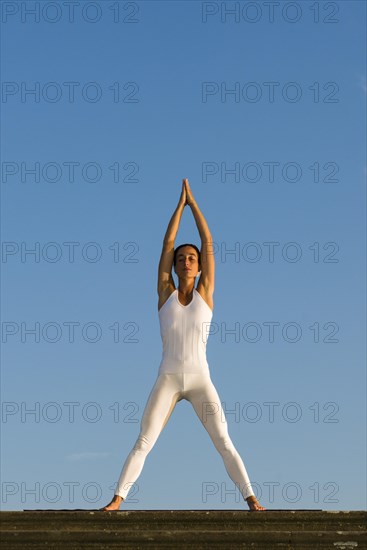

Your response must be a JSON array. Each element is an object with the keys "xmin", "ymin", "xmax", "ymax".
[
  {"xmin": 246, "ymin": 496, "xmax": 266, "ymax": 511},
  {"xmin": 99, "ymin": 495, "xmax": 123, "ymax": 511}
]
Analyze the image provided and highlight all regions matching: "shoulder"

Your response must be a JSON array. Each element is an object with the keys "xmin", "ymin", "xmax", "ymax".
[
  {"xmin": 158, "ymin": 283, "xmax": 176, "ymax": 312},
  {"xmin": 195, "ymin": 283, "xmax": 213, "ymax": 312}
]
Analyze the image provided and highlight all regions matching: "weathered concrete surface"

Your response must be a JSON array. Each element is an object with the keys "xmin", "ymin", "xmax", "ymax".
[{"xmin": 1, "ymin": 510, "xmax": 366, "ymax": 549}]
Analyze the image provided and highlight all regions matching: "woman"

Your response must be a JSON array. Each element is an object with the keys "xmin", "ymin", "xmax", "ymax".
[{"xmin": 101, "ymin": 179, "xmax": 265, "ymax": 511}]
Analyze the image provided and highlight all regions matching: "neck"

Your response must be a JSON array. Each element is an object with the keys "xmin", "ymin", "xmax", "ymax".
[{"xmin": 177, "ymin": 281, "xmax": 195, "ymax": 295}]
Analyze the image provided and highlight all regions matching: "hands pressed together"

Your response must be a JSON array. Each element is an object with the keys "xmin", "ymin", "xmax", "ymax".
[{"xmin": 179, "ymin": 178, "xmax": 195, "ymax": 208}]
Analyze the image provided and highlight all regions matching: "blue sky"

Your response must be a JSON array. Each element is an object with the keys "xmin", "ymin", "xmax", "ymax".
[{"xmin": 1, "ymin": 0, "xmax": 366, "ymax": 511}]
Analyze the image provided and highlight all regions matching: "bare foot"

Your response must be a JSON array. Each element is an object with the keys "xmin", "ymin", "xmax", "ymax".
[
  {"xmin": 246, "ymin": 495, "xmax": 266, "ymax": 511},
  {"xmin": 99, "ymin": 495, "xmax": 123, "ymax": 511}
]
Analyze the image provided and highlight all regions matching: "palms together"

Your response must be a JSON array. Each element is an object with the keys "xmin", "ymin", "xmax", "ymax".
[{"xmin": 182, "ymin": 178, "xmax": 194, "ymax": 206}]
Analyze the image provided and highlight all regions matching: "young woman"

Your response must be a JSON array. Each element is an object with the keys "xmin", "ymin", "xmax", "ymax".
[{"xmin": 101, "ymin": 179, "xmax": 265, "ymax": 511}]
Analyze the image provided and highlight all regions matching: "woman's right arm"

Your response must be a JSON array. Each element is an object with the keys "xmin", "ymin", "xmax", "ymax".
[{"xmin": 157, "ymin": 182, "xmax": 186, "ymax": 298}]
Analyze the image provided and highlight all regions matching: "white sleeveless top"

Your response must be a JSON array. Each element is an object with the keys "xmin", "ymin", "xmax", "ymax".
[{"xmin": 158, "ymin": 289, "xmax": 213, "ymax": 374}]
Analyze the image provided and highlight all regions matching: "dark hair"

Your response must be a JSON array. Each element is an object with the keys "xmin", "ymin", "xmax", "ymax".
[{"xmin": 173, "ymin": 243, "xmax": 201, "ymax": 266}]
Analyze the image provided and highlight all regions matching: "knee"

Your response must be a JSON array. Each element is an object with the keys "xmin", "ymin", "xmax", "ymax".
[
  {"xmin": 133, "ymin": 434, "xmax": 154, "ymax": 455},
  {"xmin": 214, "ymin": 434, "xmax": 235, "ymax": 456}
]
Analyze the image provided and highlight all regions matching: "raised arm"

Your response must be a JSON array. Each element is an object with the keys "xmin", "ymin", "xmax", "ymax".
[
  {"xmin": 184, "ymin": 179, "xmax": 215, "ymax": 295},
  {"xmin": 157, "ymin": 182, "xmax": 186, "ymax": 298}
]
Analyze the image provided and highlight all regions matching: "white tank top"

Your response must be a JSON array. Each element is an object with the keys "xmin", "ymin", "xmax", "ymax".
[{"xmin": 158, "ymin": 289, "xmax": 213, "ymax": 374}]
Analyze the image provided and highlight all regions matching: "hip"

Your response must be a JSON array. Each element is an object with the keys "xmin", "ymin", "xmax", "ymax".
[{"xmin": 158, "ymin": 359, "xmax": 210, "ymax": 376}]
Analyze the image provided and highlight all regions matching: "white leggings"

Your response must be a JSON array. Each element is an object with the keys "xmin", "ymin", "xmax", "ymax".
[{"xmin": 115, "ymin": 372, "xmax": 255, "ymax": 501}]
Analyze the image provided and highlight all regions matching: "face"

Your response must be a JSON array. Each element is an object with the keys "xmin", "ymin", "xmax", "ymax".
[{"xmin": 174, "ymin": 246, "xmax": 201, "ymax": 279}]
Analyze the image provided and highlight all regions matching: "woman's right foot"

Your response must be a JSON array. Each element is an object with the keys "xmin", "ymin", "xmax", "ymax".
[
  {"xmin": 246, "ymin": 495, "xmax": 266, "ymax": 511},
  {"xmin": 99, "ymin": 495, "xmax": 123, "ymax": 511}
]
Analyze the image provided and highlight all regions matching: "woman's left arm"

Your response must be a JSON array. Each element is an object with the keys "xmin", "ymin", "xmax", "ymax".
[{"xmin": 184, "ymin": 179, "xmax": 215, "ymax": 293}]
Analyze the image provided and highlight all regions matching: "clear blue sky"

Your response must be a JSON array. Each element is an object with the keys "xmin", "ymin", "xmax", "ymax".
[{"xmin": 1, "ymin": 0, "xmax": 366, "ymax": 511}]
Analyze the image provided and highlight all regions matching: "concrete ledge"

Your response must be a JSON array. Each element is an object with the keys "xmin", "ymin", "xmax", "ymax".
[{"xmin": 1, "ymin": 510, "xmax": 366, "ymax": 549}]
